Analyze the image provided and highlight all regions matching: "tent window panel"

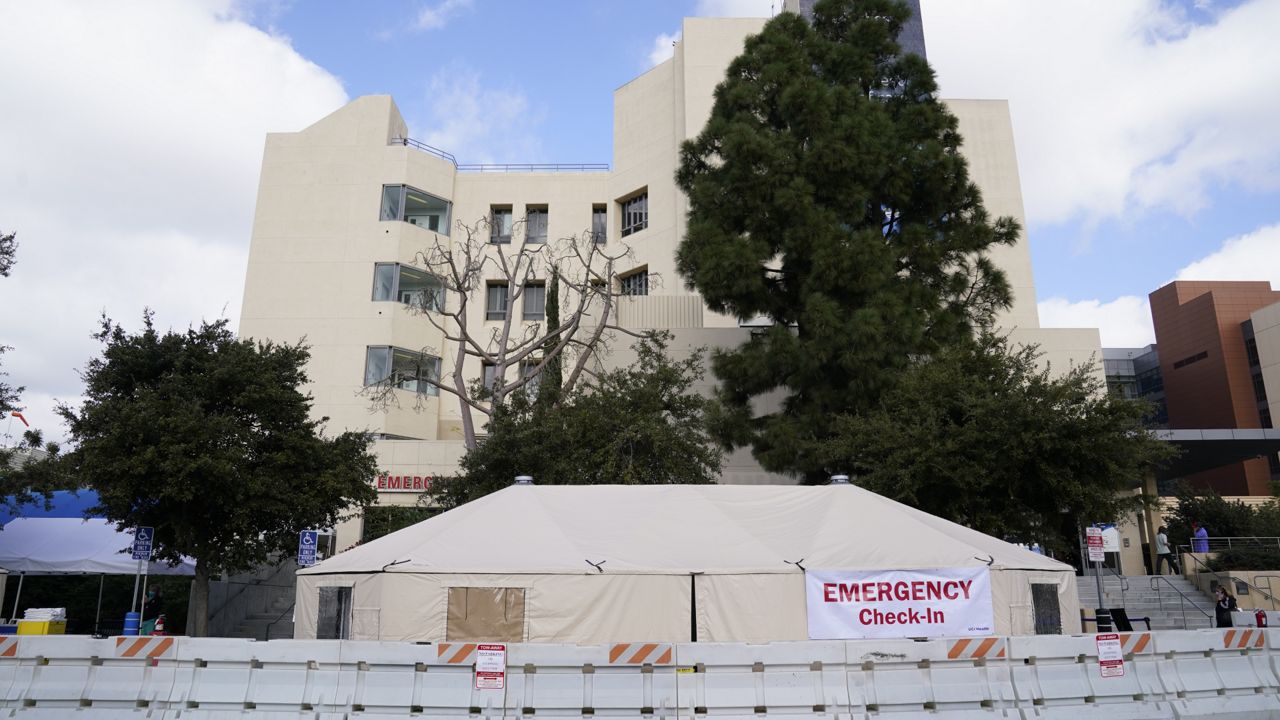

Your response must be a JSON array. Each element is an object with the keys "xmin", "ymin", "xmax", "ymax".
[
  {"xmin": 317, "ymin": 586, "xmax": 353, "ymax": 640},
  {"xmin": 446, "ymin": 587, "xmax": 526, "ymax": 642},
  {"xmin": 1030, "ymin": 583, "xmax": 1062, "ymax": 635}
]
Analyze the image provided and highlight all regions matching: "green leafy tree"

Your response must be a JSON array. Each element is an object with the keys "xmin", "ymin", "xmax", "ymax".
[
  {"xmin": 429, "ymin": 333, "xmax": 722, "ymax": 509},
  {"xmin": 0, "ymin": 230, "xmax": 15, "ymax": 278},
  {"xmin": 56, "ymin": 313, "xmax": 378, "ymax": 635},
  {"xmin": 1167, "ymin": 484, "xmax": 1280, "ymax": 551},
  {"xmin": 816, "ymin": 333, "xmax": 1175, "ymax": 554},
  {"xmin": 676, "ymin": 0, "xmax": 1017, "ymax": 481}
]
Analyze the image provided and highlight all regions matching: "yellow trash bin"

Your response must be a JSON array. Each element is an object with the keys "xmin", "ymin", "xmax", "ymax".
[{"xmin": 16, "ymin": 620, "xmax": 66, "ymax": 635}]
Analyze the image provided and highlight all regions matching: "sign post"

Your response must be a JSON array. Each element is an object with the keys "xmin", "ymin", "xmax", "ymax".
[
  {"xmin": 130, "ymin": 527, "xmax": 154, "ymax": 614},
  {"xmin": 298, "ymin": 530, "xmax": 319, "ymax": 568},
  {"xmin": 1086, "ymin": 525, "xmax": 1109, "ymax": 631}
]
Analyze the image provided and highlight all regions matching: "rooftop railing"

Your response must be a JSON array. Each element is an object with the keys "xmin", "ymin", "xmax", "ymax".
[{"xmin": 389, "ymin": 137, "xmax": 608, "ymax": 172}]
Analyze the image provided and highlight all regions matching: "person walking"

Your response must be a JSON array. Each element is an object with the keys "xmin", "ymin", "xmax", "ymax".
[
  {"xmin": 1155, "ymin": 526, "xmax": 1180, "ymax": 575},
  {"xmin": 1192, "ymin": 522, "xmax": 1210, "ymax": 553},
  {"xmin": 1215, "ymin": 586, "xmax": 1238, "ymax": 628}
]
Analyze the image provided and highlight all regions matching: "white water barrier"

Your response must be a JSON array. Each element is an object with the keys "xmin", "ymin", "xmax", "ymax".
[{"xmin": 1, "ymin": 629, "xmax": 1279, "ymax": 718}]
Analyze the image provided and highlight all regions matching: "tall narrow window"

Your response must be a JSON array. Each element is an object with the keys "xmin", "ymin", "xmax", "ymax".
[
  {"xmin": 591, "ymin": 205, "xmax": 607, "ymax": 244},
  {"xmin": 317, "ymin": 586, "xmax": 353, "ymax": 640},
  {"xmin": 526, "ymin": 207, "xmax": 548, "ymax": 244},
  {"xmin": 619, "ymin": 269, "xmax": 649, "ymax": 296},
  {"xmin": 620, "ymin": 191, "xmax": 648, "ymax": 237},
  {"xmin": 523, "ymin": 282, "xmax": 546, "ymax": 321},
  {"xmin": 520, "ymin": 361, "xmax": 542, "ymax": 397},
  {"xmin": 490, "ymin": 206, "xmax": 513, "ymax": 244},
  {"xmin": 486, "ymin": 283, "xmax": 509, "ymax": 321},
  {"xmin": 482, "ymin": 362, "xmax": 497, "ymax": 392},
  {"xmin": 380, "ymin": 185, "xmax": 451, "ymax": 235}
]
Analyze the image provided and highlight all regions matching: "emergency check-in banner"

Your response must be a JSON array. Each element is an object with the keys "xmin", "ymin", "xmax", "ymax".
[{"xmin": 806, "ymin": 567, "xmax": 994, "ymax": 639}]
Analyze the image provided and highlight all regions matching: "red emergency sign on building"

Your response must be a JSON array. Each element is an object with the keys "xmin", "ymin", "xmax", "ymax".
[{"xmin": 374, "ymin": 473, "xmax": 434, "ymax": 492}]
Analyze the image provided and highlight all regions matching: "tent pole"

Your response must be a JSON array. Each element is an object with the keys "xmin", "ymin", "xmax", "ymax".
[
  {"xmin": 94, "ymin": 574, "xmax": 105, "ymax": 634},
  {"xmin": 130, "ymin": 557, "xmax": 142, "ymax": 613},
  {"xmin": 689, "ymin": 574, "xmax": 697, "ymax": 643},
  {"xmin": 10, "ymin": 573, "xmax": 24, "ymax": 621}
]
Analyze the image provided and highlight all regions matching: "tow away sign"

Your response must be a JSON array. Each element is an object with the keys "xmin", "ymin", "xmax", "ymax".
[
  {"xmin": 1086, "ymin": 526, "xmax": 1105, "ymax": 563},
  {"xmin": 475, "ymin": 644, "xmax": 506, "ymax": 690},
  {"xmin": 806, "ymin": 568, "xmax": 993, "ymax": 639},
  {"xmin": 1096, "ymin": 633, "xmax": 1124, "ymax": 678}
]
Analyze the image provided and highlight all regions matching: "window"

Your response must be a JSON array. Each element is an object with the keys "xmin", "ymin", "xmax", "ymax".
[
  {"xmin": 523, "ymin": 282, "xmax": 546, "ymax": 321},
  {"xmin": 317, "ymin": 586, "xmax": 353, "ymax": 640},
  {"xmin": 620, "ymin": 191, "xmax": 648, "ymax": 237},
  {"xmin": 372, "ymin": 263, "xmax": 444, "ymax": 312},
  {"xmin": 380, "ymin": 185, "xmax": 451, "ymax": 235},
  {"xmin": 490, "ymin": 206, "xmax": 513, "ymax": 244},
  {"xmin": 520, "ymin": 360, "xmax": 542, "ymax": 397},
  {"xmin": 526, "ymin": 207, "xmax": 548, "ymax": 244},
  {"xmin": 482, "ymin": 362, "xmax": 497, "ymax": 392},
  {"xmin": 619, "ymin": 268, "xmax": 649, "ymax": 296},
  {"xmin": 486, "ymin": 283, "xmax": 509, "ymax": 321},
  {"xmin": 364, "ymin": 346, "xmax": 441, "ymax": 395},
  {"xmin": 446, "ymin": 587, "xmax": 526, "ymax": 642},
  {"xmin": 591, "ymin": 205, "xmax": 607, "ymax": 244}
]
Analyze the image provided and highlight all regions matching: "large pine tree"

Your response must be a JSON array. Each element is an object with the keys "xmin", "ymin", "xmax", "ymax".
[{"xmin": 676, "ymin": 0, "xmax": 1018, "ymax": 480}]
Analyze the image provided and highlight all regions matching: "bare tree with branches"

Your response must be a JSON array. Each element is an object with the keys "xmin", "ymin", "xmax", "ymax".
[{"xmin": 363, "ymin": 215, "xmax": 656, "ymax": 450}]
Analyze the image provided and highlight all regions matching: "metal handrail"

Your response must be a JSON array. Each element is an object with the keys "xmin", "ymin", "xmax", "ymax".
[
  {"xmin": 1181, "ymin": 550, "xmax": 1280, "ymax": 608},
  {"xmin": 389, "ymin": 137, "xmax": 458, "ymax": 165},
  {"xmin": 1149, "ymin": 575, "xmax": 1213, "ymax": 629},
  {"xmin": 264, "ymin": 600, "xmax": 296, "ymax": 641},
  {"xmin": 457, "ymin": 163, "xmax": 610, "ymax": 172},
  {"xmin": 1181, "ymin": 537, "xmax": 1280, "ymax": 551}
]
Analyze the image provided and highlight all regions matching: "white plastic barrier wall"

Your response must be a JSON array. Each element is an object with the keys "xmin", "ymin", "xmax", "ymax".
[{"xmin": 3, "ymin": 629, "xmax": 1280, "ymax": 718}]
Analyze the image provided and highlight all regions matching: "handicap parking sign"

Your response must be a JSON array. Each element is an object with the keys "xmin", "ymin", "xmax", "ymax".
[
  {"xmin": 132, "ymin": 527, "xmax": 154, "ymax": 560},
  {"xmin": 298, "ymin": 530, "xmax": 319, "ymax": 568}
]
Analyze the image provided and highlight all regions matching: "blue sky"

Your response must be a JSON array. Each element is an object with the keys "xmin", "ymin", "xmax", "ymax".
[{"xmin": 0, "ymin": 0, "xmax": 1278, "ymax": 441}]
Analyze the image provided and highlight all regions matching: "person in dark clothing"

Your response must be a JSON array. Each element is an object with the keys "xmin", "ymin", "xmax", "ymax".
[{"xmin": 1215, "ymin": 586, "xmax": 1238, "ymax": 628}]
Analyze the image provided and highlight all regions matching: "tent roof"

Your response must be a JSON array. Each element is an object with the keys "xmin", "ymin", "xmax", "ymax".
[
  {"xmin": 303, "ymin": 484, "xmax": 1070, "ymax": 576},
  {"xmin": 0, "ymin": 518, "xmax": 195, "ymax": 575}
]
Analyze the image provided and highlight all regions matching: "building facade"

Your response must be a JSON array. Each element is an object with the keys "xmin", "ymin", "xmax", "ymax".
[
  {"xmin": 1147, "ymin": 281, "xmax": 1280, "ymax": 495},
  {"xmin": 239, "ymin": 11, "xmax": 1103, "ymax": 548}
]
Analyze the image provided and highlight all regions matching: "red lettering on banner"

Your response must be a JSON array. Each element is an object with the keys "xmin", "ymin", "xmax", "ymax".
[
  {"xmin": 943, "ymin": 582, "xmax": 959, "ymax": 600},
  {"xmin": 957, "ymin": 580, "xmax": 973, "ymax": 599}
]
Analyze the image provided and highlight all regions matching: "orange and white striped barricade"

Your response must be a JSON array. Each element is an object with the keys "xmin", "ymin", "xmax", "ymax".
[
  {"xmin": 673, "ymin": 641, "xmax": 845, "ymax": 718},
  {"xmin": 73, "ymin": 634, "xmax": 179, "ymax": 712},
  {"xmin": 505, "ymin": 642, "xmax": 677, "ymax": 718},
  {"xmin": 423, "ymin": 641, "xmax": 506, "ymax": 718},
  {"xmin": 245, "ymin": 638, "xmax": 348, "ymax": 715},
  {"xmin": 0, "ymin": 636, "xmax": 23, "ymax": 710},
  {"xmin": 1005, "ymin": 632, "xmax": 1169, "ymax": 719},
  {"xmin": 9, "ymin": 635, "xmax": 113, "ymax": 715},
  {"xmin": 1153, "ymin": 627, "xmax": 1280, "ymax": 719},
  {"xmin": 166, "ymin": 636, "xmax": 260, "ymax": 717},
  {"xmin": 845, "ymin": 636, "xmax": 1017, "ymax": 718}
]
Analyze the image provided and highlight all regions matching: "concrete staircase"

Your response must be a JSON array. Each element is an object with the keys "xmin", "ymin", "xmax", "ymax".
[
  {"xmin": 1077, "ymin": 573, "xmax": 1216, "ymax": 631},
  {"xmin": 228, "ymin": 592, "xmax": 295, "ymax": 641}
]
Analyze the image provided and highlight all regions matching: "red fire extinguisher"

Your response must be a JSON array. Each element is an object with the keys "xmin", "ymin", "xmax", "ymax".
[
  {"xmin": 1256, "ymin": 609, "xmax": 1267, "ymax": 628},
  {"xmin": 151, "ymin": 614, "xmax": 167, "ymax": 636}
]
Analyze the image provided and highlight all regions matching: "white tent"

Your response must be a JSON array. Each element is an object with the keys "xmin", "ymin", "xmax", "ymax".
[
  {"xmin": 0, "ymin": 518, "xmax": 195, "ymax": 575},
  {"xmin": 296, "ymin": 484, "xmax": 1080, "ymax": 642}
]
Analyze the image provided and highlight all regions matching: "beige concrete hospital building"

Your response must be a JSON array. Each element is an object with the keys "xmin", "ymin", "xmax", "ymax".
[{"xmin": 238, "ymin": 6, "xmax": 1103, "ymax": 548}]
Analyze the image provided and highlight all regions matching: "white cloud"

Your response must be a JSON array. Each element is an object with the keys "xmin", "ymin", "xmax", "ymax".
[
  {"xmin": 1039, "ymin": 222, "xmax": 1280, "ymax": 347},
  {"xmin": 1175, "ymin": 223, "xmax": 1280, "ymax": 284},
  {"xmin": 413, "ymin": 64, "xmax": 543, "ymax": 165},
  {"xmin": 922, "ymin": 0, "xmax": 1280, "ymax": 225},
  {"xmin": 414, "ymin": 0, "xmax": 472, "ymax": 31},
  {"xmin": 648, "ymin": 31, "xmax": 681, "ymax": 68},
  {"xmin": 0, "ymin": 1, "xmax": 348, "ymax": 442},
  {"xmin": 1038, "ymin": 296, "xmax": 1155, "ymax": 348}
]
